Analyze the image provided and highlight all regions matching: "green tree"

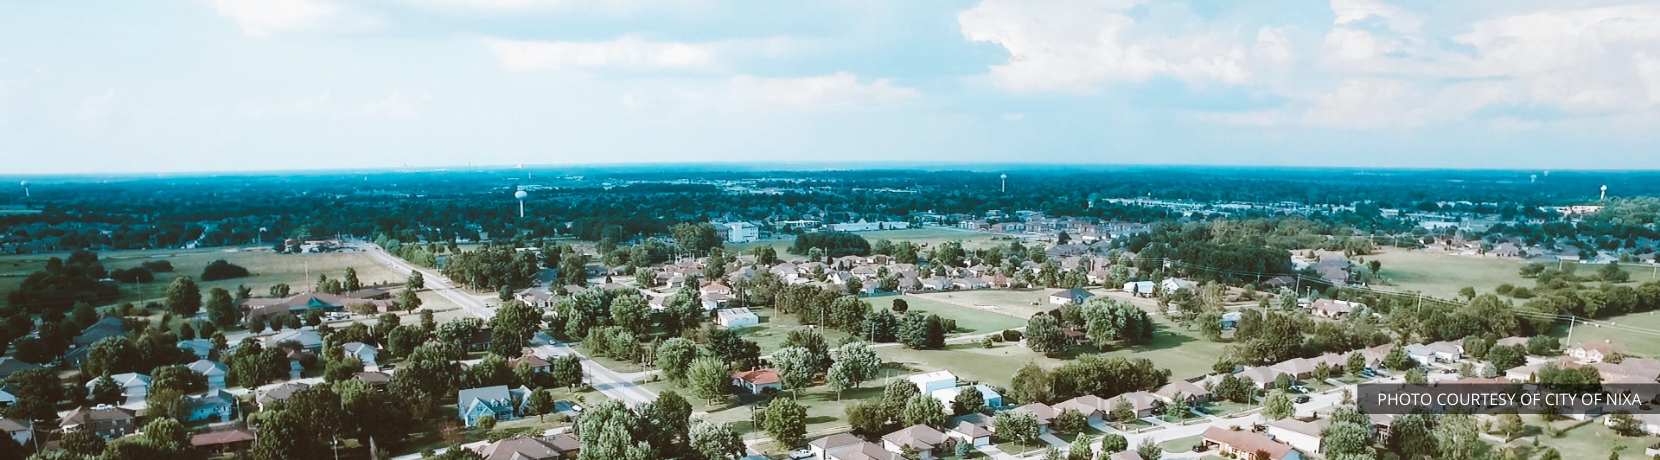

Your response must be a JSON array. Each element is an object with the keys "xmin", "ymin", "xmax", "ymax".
[
  {"xmin": 953, "ymin": 386, "xmax": 986, "ymax": 416},
  {"xmin": 1065, "ymin": 435, "xmax": 1093, "ymax": 460},
  {"xmin": 901, "ymin": 394, "xmax": 946, "ymax": 428},
  {"xmin": 1024, "ymin": 314, "xmax": 1067, "ymax": 355},
  {"xmin": 3, "ymin": 368, "xmax": 62, "ymax": 420},
  {"xmin": 844, "ymin": 400, "xmax": 888, "ymax": 438},
  {"xmin": 1320, "ymin": 421, "xmax": 1375, "ymax": 459},
  {"xmin": 689, "ymin": 421, "xmax": 745, "ymax": 460},
  {"xmin": 993, "ymin": 411, "xmax": 1039, "ymax": 454},
  {"xmin": 1135, "ymin": 438, "xmax": 1162, "ymax": 460},
  {"xmin": 344, "ymin": 267, "xmax": 362, "ymax": 293},
  {"xmin": 1099, "ymin": 433, "xmax": 1128, "ymax": 453},
  {"xmin": 763, "ymin": 398, "xmax": 808, "ymax": 447},
  {"xmin": 60, "ymin": 431, "xmax": 105, "ymax": 456},
  {"xmin": 655, "ymin": 338, "xmax": 699, "ymax": 385},
  {"xmin": 85, "ymin": 337, "xmax": 139, "ymax": 377},
  {"xmin": 826, "ymin": 342, "xmax": 881, "ymax": 398},
  {"xmin": 489, "ymin": 300, "xmax": 542, "ymax": 357},
  {"xmin": 205, "ymin": 288, "xmax": 239, "ymax": 328},
  {"xmin": 250, "ymin": 409, "xmax": 329, "ymax": 460},
  {"xmin": 165, "ymin": 276, "xmax": 202, "ymax": 316},
  {"xmin": 1052, "ymin": 408, "xmax": 1087, "ymax": 435},
  {"xmin": 772, "ymin": 347, "xmax": 818, "ymax": 393},
  {"xmin": 687, "ymin": 358, "xmax": 730, "ymax": 405},
  {"xmin": 89, "ymin": 373, "xmax": 124, "ymax": 406},
  {"xmin": 398, "ymin": 288, "xmax": 422, "ymax": 312},
  {"xmin": 610, "ymin": 291, "xmax": 650, "ymax": 336},
  {"xmin": 1010, "ymin": 361, "xmax": 1052, "ymax": 404},
  {"xmin": 1262, "ymin": 391, "xmax": 1294, "ymax": 421}
]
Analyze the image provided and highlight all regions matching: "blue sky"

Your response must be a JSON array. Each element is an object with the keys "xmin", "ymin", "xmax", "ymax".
[{"xmin": 3, "ymin": 0, "xmax": 1660, "ymax": 174}]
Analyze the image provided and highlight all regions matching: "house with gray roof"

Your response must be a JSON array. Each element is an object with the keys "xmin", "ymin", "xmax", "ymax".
[{"xmin": 457, "ymin": 385, "xmax": 532, "ymax": 427}]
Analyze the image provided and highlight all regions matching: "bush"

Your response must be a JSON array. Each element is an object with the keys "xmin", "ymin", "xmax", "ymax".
[
  {"xmin": 201, "ymin": 259, "xmax": 250, "ymax": 281},
  {"xmin": 1002, "ymin": 330, "xmax": 1023, "ymax": 341},
  {"xmin": 142, "ymin": 260, "xmax": 175, "ymax": 272}
]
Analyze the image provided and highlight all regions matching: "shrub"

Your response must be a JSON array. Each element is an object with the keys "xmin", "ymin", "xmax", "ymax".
[
  {"xmin": 201, "ymin": 259, "xmax": 250, "ymax": 281},
  {"xmin": 1002, "ymin": 330, "xmax": 1023, "ymax": 341}
]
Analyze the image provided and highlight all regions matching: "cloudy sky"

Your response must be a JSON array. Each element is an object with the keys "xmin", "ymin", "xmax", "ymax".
[{"xmin": 3, "ymin": 0, "xmax": 1660, "ymax": 174}]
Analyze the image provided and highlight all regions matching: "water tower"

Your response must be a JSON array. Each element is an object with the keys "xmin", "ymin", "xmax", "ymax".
[
  {"xmin": 19, "ymin": 181, "xmax": 28, "ymax": 198},
  {"xmin": 1600, "ymin": 185, "xmax": 1608, "ymax": 201},
  {"xmin": 1000, "ymin": 174, "xmax": 1007, "ymax": 193},
  {"xmin": 515, "ymin": 190, "xmax": 528, "ymax": 218}
]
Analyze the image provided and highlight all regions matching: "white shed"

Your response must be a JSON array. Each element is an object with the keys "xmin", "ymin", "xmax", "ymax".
[{"xmin": 715, "ymin": 308, "xmax": 759, "ymax": 329}]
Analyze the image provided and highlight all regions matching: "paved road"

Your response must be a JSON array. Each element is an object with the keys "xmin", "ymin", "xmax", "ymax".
[{"xmin": 354, "ymin": 242, "xmax": 660, "ymax": 407}]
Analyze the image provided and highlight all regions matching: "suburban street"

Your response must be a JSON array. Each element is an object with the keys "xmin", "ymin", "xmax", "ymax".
[{"xmin": 353, "ymin": 241, "xmax": 661, "ymax": 407}]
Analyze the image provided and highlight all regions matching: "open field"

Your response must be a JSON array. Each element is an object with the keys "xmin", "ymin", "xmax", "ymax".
[
  {"xmin": 908, "ymin": 289, "xmax": 1058, "ymax": 319},
  {"xmin": 1545, "ymin": 309, "xmax": 1660, "ymax": 360},
  {"xmin": 1517, "ymin": 415, "xmax": 1657, "ymax": 460},
  {"xmin": 723, "ymin": 226, "xmax": 1015, "ymax": 258},
  {"xmin": 864, "ymin": 294, "xmax": 1027, "ymax": 335},
  {"xmin": 1367, "ymin": 249, "xmax": 1534, "ymax": 299},
  {"xmin": 0, "ymin": 246, "xmax": 461, "ymax": 311},
  {"xmin": 643, "ymin": 378, "xmax": 893, "ymax": 445},
  {"xmin": 739, "ymin": 310, "xmax": 855, "ymax": 355}
]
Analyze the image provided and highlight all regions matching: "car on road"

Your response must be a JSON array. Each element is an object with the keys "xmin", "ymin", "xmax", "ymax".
[
  {"xmin": 1296, "ymin": 395, "xmax": 1311, "ymax": 404},
  {"xmin": 788, "ymin": 450, "xmax": 814, "ymax": 459},
  {"xmin": 1289, "ymin": 385, "xmax": 1309, "ymax": 393}
]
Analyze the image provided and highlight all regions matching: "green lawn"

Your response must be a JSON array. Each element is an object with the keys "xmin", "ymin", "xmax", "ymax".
[
  {"xmin": 0, "ymin": 246, "xmax": 461, "ymax": 311},
  {"xmin": 866, "ymin": 294, "xmax": 1026, "ymax": 335},
  {"xmin": 736, "ymin": 311, "xmax": 854, "ymax": 355},
  {"xmin": 910, "ymin": 289, "xmax": 1059, "ymax": 319},
  {"xmin": 1545, "ymin": 309, "xmax": 1660, "ymax": 360},
  {"xmin": 1367, "ymin": 249, "xmax": 1534, "ymax": 299},
  {"xmin": 1523, "ymin": 415, "xmax": 1656, "ymax": 460},
  {"xmin": 642, "ymin": 379, "xmax": 890, "ymax": 451},
  {"xmin": 1159, "ymin": 435, "xmax": 1203, "ymax": 453}
]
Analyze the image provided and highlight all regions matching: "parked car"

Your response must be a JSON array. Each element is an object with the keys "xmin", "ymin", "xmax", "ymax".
[
  {"xmin": 789, "ymin": 450, "xmax": 814, "ymax": 459},
  {"xmin": 1296, "ymin": 395, "xmax": 1311, "ymax": 404}
]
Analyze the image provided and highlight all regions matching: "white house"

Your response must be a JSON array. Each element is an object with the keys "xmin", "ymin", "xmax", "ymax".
[
  {"xmin": 85, "ymin": 373, "xmax": 149, "ymax": 405},
  {"xmin": 1123, "ymin": 281, "xmax": 1156, "ymax": 297},
  {"xmin": 1267, "ymin": 418, "xmax": 1328, "ymax": 454},
  {"xmin": 715, "ymin": 308, "xmax": 759, "ymax": 329},
  {"xmin": 1161, "ymin": 278, "xmax": 1196, "ymax": 295},
  {"xmin": 1568, "ymin": 343, "xmax": 1617, "ymax": 363},
  {"xmin": 1048, "ymin": 288, "xmax": 1093, "ymax": 305},
  {"xmin": 908, "ymin": 371, "xmax": 958, "ymax": 395},
  {"xmin": 187, "ymin": 360, "xmax": 228, "ymax": 392},
  {"xmin": 343, "ymin": 342, "xmax": 380, "ymax": 370},
  {"xmin": 881, "ymin": 425, "xmax": 948, "ymax": 459},
  {"xmin": 931, "ymin": 384, "xmax": 1002, "ymax": 411},
  {"xmin": 732, "ymin": 369, "xmax": 783, "ymax": 394},
  {"xmin": 947, "ymin": 413, "xmax": 993, "ymax": 447},
  {"xmin": 720, "ymin": 222, "xmax": 759, "ymax": 243}
]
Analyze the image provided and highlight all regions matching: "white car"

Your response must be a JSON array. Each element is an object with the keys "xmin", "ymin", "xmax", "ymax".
[{"xmin": 788, "ymin": 450, "xmax": 814, "ymax": 459}]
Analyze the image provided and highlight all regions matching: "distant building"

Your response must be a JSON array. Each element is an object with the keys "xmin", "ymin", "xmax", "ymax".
[
  {"xmin": 732, "ymin": 368, "xmax": 783, "ymax": 394},
  {"xmin": 718, "ymin": 222, "xmax": 760, "ymax": 243},
  {"xmin": 715, "ymin": 308, "xmax": 758, "ymax": 329},
  {"xmin": 908, "ymin": 371, "xmax": 958, "ymax": 395},
  {"xmin": 1049, "ymin": 288, "xmax": 1093, "ymax": 305}
]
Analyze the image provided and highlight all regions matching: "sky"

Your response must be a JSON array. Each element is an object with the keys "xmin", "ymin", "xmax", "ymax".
[{"xmin": 3, "ymin": 0, "xmax": 1660, "ymax": 174}]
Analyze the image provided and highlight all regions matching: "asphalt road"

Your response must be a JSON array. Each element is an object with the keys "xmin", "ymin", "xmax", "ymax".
[{"xmin": 354, "ymin": 242, "xmax": 660, "ymax": 407}]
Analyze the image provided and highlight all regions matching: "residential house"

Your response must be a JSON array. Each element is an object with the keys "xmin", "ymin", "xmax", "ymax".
[
  {"xmin": 953, "ymin": 277, "xmax": 991, "ymax": 290},
  {"xmin": 342, "ymin": 342, "xmax": 379, "ymax": 370},
  {"xmin": 919, "ymin": 277, "xmax": 951, "ymax": 291},
  {"xmin": 715, "ymin": 307, "xmax": 759, "ymax": 329},
  {"xmin": 1122, "ymin": 281, "xmax": 1156, "ymax": 297},
  {"xmin": 263, "ymin": 327, "xmax": 324, "ymax": 352},
  {"xmin": 1267, "ymin": 418, "xmax": 1329, "ymax": 454},
  {"xmin": 1054, "ymin": 395, "xmax": 1112, "ymax": 423},
  {"xmin": 188, "ymin": 360, "xmax": 228, "ymax": 392},
  {"xmin": 457, "ymin": 385, "xmax": 531, "ymax": 427},
  {"xmin": 1358, "ymin": 344, "xmax": 1394, "ymax": 371},
  {"xmin": 515, "ymin": 288, "xmax": 556, "ymax": 309},
  {"xmin": 186, "ymin": 389, "xmax": 235, "ymax": 422},
  {"xmin": 1160, "ymin": 278, "xmax": 1197, "ymax": 295},
  {"xmin": 510, "ymin": 354, "xmax": 551, "ymax": 374},
  {"xmin": 946, "ymin": 413, "xmax": 993, "ymax": 447},
  {"xmin": 85, "ymin": 373, "xmax": 149, "ymax": 405},
  {"xmin": 1309, "ymin": 299, "xmax": 1358, "ymax": 318},
  {"xmin": 882, "ymin": 425, "xmax": 948, "ymax": 459},
  {"xmin": 256, "ymin": 382, "xmax": 310, "ymax": 411},
  {"xmin": 1155, "ymin": 380, "xmax": 1212, "ymax": 406},
  {"xmin": 59, "ymin": 405, "xmax": 137, "ymax": 439},
  {"xmin": 1049, "ymin": 288, "xmax": 1093, "ymax": 305},
  {"xmin": 1107, "ymin": 392, "xmax": 1161, "ymax": 420},
  {"xmin": 1200, "ymin": 426, "xmax": 1302, "ymax": 460},
  {"xmin": 74, "ymin": 317, "xmax": 126, "ymax": 347},
  {"xmin": 930, "ymin": 384, "xmax": 1002, "ymax": 411},
  {"xmin": 1220, "ymin": 311, "xmax": 1242, "ymax": 330},
  {"xmin": 0, "ymin": 418, "xmax": 30, "ymax": 446},
  {"xmin": 909, "ymin": 371, "xmax": 958, "ymax": 395},
  {"xmin": 191, "ymin": 429, "xmax": 255, "ymax": 454},
  {"xmin": 732, "ymin": 369, "xmax": 784, "ymax": 394},
  {"xmin": 1010, "ymin": 403, "xmax": 1058, "ymax": 434},
  {"xmin": 0, "ymin": 358, "xmax": 41, "ymax": 380},
  {"xmin": 177, "ymin": 339, "xmax": 214, "ymax": 360},
  {"xmin": 240, "ymin": 293, "xmax": 392, "ymax": 323},
  {"xmin": 354, "ymin": 371, "xmax": 391, "ymax": 391},
  {"xmin": 1237, "ymin": 367, "xmax": 1290, "ymax": 389},
  {"xmin": 1568, "ymin": 343, "xmax": 1617, "ymax": 363},
  {"xmin": 475, "ymin": 433, "xmax": 582, "ymax": 460},
  {"xmin": 808, "ymin": 433, "xmax": 904, "ymax": 460},
  {"xmin": 1271, "ymin": 359, "xmax": 1316, "ymax": 381}
]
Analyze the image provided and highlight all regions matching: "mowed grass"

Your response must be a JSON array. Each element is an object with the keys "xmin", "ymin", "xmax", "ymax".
[
  {"xmin": 865, "ymin": 294, "xmax": 1026, "ymax": 335},
  {"xmin": 1546, "ymin": 309, "xmax": 1660, "ymax": 360},
  {"xmin": 1519, "ymin": 415, "xmax": 1656, "ymax": 459},
  {"xmin": 0, "ymin": 246, "xmax": 461, "ymax": 310},
  {"xmin": 642, "ymin": 377, "xmax": 893, "ymax": 448},
  {"xmin": 1368, "ymin": 249, "xmax": 1533, "ymax": 299},
  {"xmin": 910, "ymin": 289, "xmax": 1063, "ymax": 319},
  {"xmin": 723, "ymin": 227, "xmax": 1014, "ymax": 258}
]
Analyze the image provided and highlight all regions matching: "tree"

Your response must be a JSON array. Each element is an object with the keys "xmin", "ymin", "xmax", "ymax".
[
  {"xmin": 343, "ymin": 267, "xmax": 362, "ymax": 292},
  {"xmin": 470, "ymin": 353, "xmax": 514, "ymax": 388},
  {"xmin": 1405, "ymin": 367, "xmax": 1428, "ymax": 385},
  {"xmin": 1609, "ymin": 411, "xmax": 1644, "ymax": 436},
  {"xmin": 1313, "ymin": 362, "xmax": 1331, "ymax": 382},
  {"xmin": 250, "ymin": 409, "xmax": 329, "ymax": 460},
  {"xmin": 90, "ymin": 373, "xmax": 124, "ymax": 405},
  {"xmin": 902, "ymin": 394, "xmax": 947, "ymax": 428},
  {"xmin": 1099, "ymin": 434, "xmax": 1128, "ymax": 453},
  {"xmin": 201, "ymin": 259, "xmax": 250, "ymax": 281},
  {"xmin": 772, "ymin": 346, "xmax": 818, "ymax": 393},
  {"xmin": 1320, "ymin": 421, "xmax": 1375, "ymax": 459},
  {"xmin": 1487, "ymin": 345, "xmax": 1524, "ymax": 371},
  {"xmin": 1053, "ymin": 408, "xmax": 1087, "ymax": 435},
  {"xmin": 476, "ymin": 414, "xmax": 497, "ymax": 430},
  {"xmin": 826, "ymin": 341, "xmax": 881, "ymax": 398},
  {"xmin": 610, "ymin": 292, "xmax": 650, "ymax": 336},
  {"xmin": 1433, "ymin": 414, "xmax": 1491, "ymax": 460},
  {"xmin": 705, "ymin": 328, "xmax": 761, "ymax": 370},
  {"xmin": 655, "ymin": 338, "xmax": 699, "ymax": 385},
  {"xmin": 1010, "ymin": 362, "xmax": 1052, "ymax": 405},
  {"xmin": 1346, "ymin": 352, "xmax": 1365, "ymax": 377},
  {"xmin": 61, "ymin": 431, "xmax": 105, "ymax": 456},
  {"xmin": 953, "ymin": 386, "xmax": 986, "ymax": 416},
  {"xmin": 386, "ymin": 325, "xmax": 427, "ymax": 360},
  {"xmin": 489, "ymin": 300, "xmax": 542, "ymax": 357},
  {"xmin": 882, "ymin": 380, "xmax": 921, "ymax": 423},
  {"xmin": 844, "ymin": 400, "xmax": 888, "ymax": 438},
  {"xmin": 165, "ymin": 276, "xmax": 202, "ymax": 316},
  {"xmin": 1388, "ymin": 412, "xmax": 1439, "ymax": 460},
  {"xmin": 898, "ymin": 311, "xmax": 946, "ymax": 350},
  {"xmin": 1065, "ymin": 435, "xmax": 1093, "ymax": 460},
  {"xmin": 1111, "ymin": 400, "xmax": 1135, "ymax": 427},
  {"xmin": 1262, "ymin": 391, "xmax": 1294, "ymax": 421},
  {"xmin": 1384, "ymin": 346, "xmax": 1414, "ymax": 371},
  {"xmin": 891, "ymin": 298, "xmax": 909, "ymax": 313},
  {"xmin": 993, "ymin": 411, "xmax": 1039, "ymax": 454},
  {"xmin": 1024, "ymin": 314, "xmax": 1067, "ymax": 355},
  {"xmin": 85, "ymin": 336, "xmax": 139, "ymax": 377},
  {"xmin": 689, "ymin": 421, "xmax": 745, "ymax": 460},
  {"xmin": 205, "ymin": 288, "xmax": 239, "ymax": 328},
  {"xmin": 687, "ymin": 358, "xmax": 730, "ymax": 405},
  {"xmin": 763, "ymin": 398, "xmax": 807, "ymax": 447},
  {"xmin": 325, "ymin": 356, "xmax": 364, "ymax": 382},
  {"xmin": 1081, "ymin": 298, "xmax": 1155, "ymax": 348},
  {"xmin": 1135, "ymin": 438, "xmax": 1162, "ymax": 460},
  {"xmin": 398, "ymin": 288, "xmax": 422, "ymax": 312},
  {"xmin": 4, "ymin": 368, "xmax": 62, "ymax": 420}
]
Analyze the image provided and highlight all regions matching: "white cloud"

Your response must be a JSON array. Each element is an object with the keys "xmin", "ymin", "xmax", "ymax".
[
  {"xmin": 729, "ymin": 72, "xmax": 918, "ymax": 111},
  {"xmin": 401, "ymin": 0, "xmax": 713, "ymax": 15},
  {"xmin": 72, "ymin": 90, "xmax": 115, "ymax": 124},
  {"xmin": 486, "ymin": 37, "xmax": 717, "ymax": 72},
  {"xmin": 1254, "ymin": 27, "xmax": 1296, "ymax": 64},
  {"xmin": 1331, "ymin": 0, "xmax": 1423, "ymax": 34},
  {"xmin": 239, "ymin": 91, "xmax": 430, "ymax": 120},
  {"xmin": 958, "ymin": 0, "xmax": 1253, "ymax": 93},
  {"xmin": 212, "ymin": 0, "xmax": 380, "ymax": 36}
]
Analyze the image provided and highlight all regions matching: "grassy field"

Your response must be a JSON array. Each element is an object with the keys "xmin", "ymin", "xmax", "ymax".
[
  {"xmin": 0, "ymin": 246, "xmax": 461, "ymax": 311},
  {"xmin": 723, "ymin": 227, "xmax": 1014, "ymax": 259},
  {"xmin": 1367, "ymin": 249, "xmax": 1534, "ymax": 299},
  {"xmin": 1544, "ymin": 309, "xmax": 1660, "ymax": 359},
  {"xmin": 909, "ymin": 289, "xmax": 1058, "ymax": 319},
  {"xmin": 1518, "ymin": 415, "xmax": 1656, "ymax": 459},
  {"xmin": 865, "ymin": 294, "xmax": 1027, "ymax": 335},
  {"xmin": 738, "ymin": 310, "xmax": 855, "ymax": 355}
]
